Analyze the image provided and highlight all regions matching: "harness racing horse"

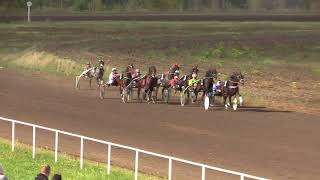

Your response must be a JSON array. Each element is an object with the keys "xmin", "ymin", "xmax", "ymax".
[
  {"xmin": 76, "ymin": 60, "xmax": 105, "ymax": 90},
  {"xmin": 119, "ymin": 64, "xmax": 134, "ymax": 103},
  {"xmin": 179, "ymin": 66, "xmax": 200, "ymax": 105},
  {"xmin": 217, "ymin": 72, "xmax": 244, "ymax": 110},
  {"xmin": 136, "ymin": 66, "xmax": 158, "ymax": 103},
  {"xmin": 99, "ymin": 64, "xmax": 134, "ymax": 101},
  {"xmin": 157, "ymin": 64, "xmax": 180, "ymax": 102},
  {"xmin": 195, "ymin": 68, "xmax": 218, "ymax": 103}
]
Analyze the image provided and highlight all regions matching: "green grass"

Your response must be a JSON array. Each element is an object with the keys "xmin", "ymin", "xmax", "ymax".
[{"xmin": 0, "ymin": 138, "xmax": 161, "ymax": 180}]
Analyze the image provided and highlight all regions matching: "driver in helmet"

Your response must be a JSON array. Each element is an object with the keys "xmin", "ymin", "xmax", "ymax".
[
  {"xmin": 107, "ymin": 68, "xmax": 118, "ymax": 86},
  {"xmin": 132, "ymin": 69, "xmax": 141, "ymax": 87},
  {"xmin": 84, "ymin": 62, "xmax": 91, "ymax": 70},
  {"xmin": 213, "ymin": 80, "xmax": 222, "ymax": 93},
  {"xmin": 188, "ymin": 73, "xmax": 198, "ymax": 88},
  {"xmin": 133, "ymin": 69, "xmax": 141, "ymax": 79},
  {"xmin": 169, "ymin": 70, "xmax": 180, "ymax": 88},
  {"xmin": 84, "ymin": 62, "xmax": 92, "ymax": 78}
]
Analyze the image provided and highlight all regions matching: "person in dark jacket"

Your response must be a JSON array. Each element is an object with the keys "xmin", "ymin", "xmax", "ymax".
[
  {"xmin": 35, "ymin": 164, "xmax": 50, "ymax": 180},
  {"xmin": 52, "ymin": 174, "xmax": 62, "ymax": 180}
]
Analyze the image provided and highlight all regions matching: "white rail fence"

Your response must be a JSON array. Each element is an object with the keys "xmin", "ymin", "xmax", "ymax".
[{"xmin": 0, "ymin": 116, "xmax": 269, "ymax": 180}]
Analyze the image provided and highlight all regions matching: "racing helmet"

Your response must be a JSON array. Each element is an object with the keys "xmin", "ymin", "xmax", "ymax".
[
  {"xmin": 192, "ymin": 73, "xmax": 197, "ymax": 78},
  {"xmin": 112, "ymin": 68, "xmax": 117, "ymax": 72},
  {"xmin": 135, "ymin": 69, "xmax": 140, "ymax": 73}
]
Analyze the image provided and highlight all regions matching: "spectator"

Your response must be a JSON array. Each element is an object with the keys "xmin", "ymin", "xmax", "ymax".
[
  {"xmin": 0, "ymin": 163, "xmax": 9, "ymax": 180},
  {"xmin": 52, "ymin": 174, "xmax": 62, "ymax": 180},
  {"xmin": 35, "ymin": 164, "xmax": 50, "ymax": 180}
]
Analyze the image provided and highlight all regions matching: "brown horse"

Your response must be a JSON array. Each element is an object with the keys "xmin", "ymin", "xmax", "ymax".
[
  {"xmin": 105, "ymin": 64, "xmax": 134, "ymax": 102},
  {"xmin": 194, "ymin": 68, "xmax": 218, "ymax": 102},
  {"xmin": 217, "ymin": 72, "xmax": 244, "ymax": 110},
  {"xmin": 136, "ymin": 66, "xmax": 158, "ymax": 103}
]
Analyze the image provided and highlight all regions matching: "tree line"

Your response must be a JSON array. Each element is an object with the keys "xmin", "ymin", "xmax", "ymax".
[{"xmin": 1, "ymin": 0, "xmax": 319, "ymax": 12}]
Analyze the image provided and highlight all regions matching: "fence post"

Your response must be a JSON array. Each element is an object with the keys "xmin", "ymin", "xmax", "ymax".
[
  {"xmin": 55, "ymin": 131, "xmax": 58, "ymax": 162},
  {"xmin": 32, "ymin": 126, "xmax": 36, "ymax": 159},
  {"xmin": 107, "ymin": 144, "xmax": 111, "ymax": 175},
  {"xmin": 11, "ymin": 122, "xmax": 15, "ymax": 152},
  {"xmin": 168, "ymin": 158, "xmax": 172, "ymax": 180},
  {"xmin": 202, "ymin": 166, "xmax": 206, "ymax": 180},
  {"xmin": 240, "ymin": 175, "xmax": 244, "ymax": 180},
  {"xmin": 80, "ymin": 137, "xmax": 84, "ymax": 169},
  {"xmin": 135, "ymin": 150, "xmax": 139, "ymax": 180}
]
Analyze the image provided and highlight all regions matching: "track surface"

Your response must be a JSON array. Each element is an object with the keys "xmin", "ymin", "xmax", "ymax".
[
  {"xmin": 1, "ymin": 14, "xmax": 320, "ymax": 22},
  {"xmin": 0, "ymin": 69, "xmax": 319, "ymax": 180}
]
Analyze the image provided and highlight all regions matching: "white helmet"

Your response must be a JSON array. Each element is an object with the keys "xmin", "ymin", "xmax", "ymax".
[
  {"xmin": 135, "ymin": 69, "xmax": 140, "ymax": 73},
  {"xmin": 192, "ymin": 73, "xmax": 197, "ymax": 78},
  {"xmin": 112, "ymin": 68, "xmax": 117, "ymax": 72}
]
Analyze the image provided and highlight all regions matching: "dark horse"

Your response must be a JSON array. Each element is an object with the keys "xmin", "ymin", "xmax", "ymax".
[
  {"xmin": 95, "ymin": 60, "xmax": 105, "ymax": 87},
  {"xmin": 196, "ymin": 68, "xmax": 218, "ymax": 102},
  {"xmin": 179, "ymin": 66, "xmax": 200, "ymax": 103},
  {"xmin": 216, "ymin": 72, "xmax": 244, "ymax": 110},
  {"xmin": 137, "ymin": 66, "xmax": 158, "ymax": 103},
  {"xmin": 121, "ymin": 64, "xmax": 134, "ymax": 102}
]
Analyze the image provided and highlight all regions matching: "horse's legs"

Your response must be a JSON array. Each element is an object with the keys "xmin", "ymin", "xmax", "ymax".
[
  {"xmin": 161, "ymin": 87, "xmax": 165, "ymax": 100},
  {"xmin": 151, "ymin": 89, "xmax": 156, "ymax": 104},
  {"xmin": 223, "ymin": 96, "xmax": 228, "ymax": 109},
  {"xmin": 155, "ymin": 86, "xmax": 159, "ymax": 101},
  {"xmin": 137, "ymin": 88, "xmax": 141, "ymax": 101},
  {"xmin": 239, "ymin": 95, "xmax": 243, "ymax": 106},
  {"xmin": 119, "ymin": 85, "xmax": 123, "ymax": 97},
  {"xmin": 96, "ymin": 78, "xmax": 99, "ymax": 87},
  {"xmin": 193, "ymin": 91, "xmax": 198, "ymax": 103},
  {"xmin": 228, "ymin": 96, "xmax": 232, "ymax": 107},
  {"xmin": 237, "ymin": 91, "xmax": 243, "ymax": 106},
  {"xmin": 186, "ymin": 90, "xmax": 190, "ymax": 104},
  {"xmin": 89, "ymin": 78, "xmax": 92, "ymax": 89},
  {"xmin": 145, "ymin": 89, "xmax": 150, "ymax": 102},
  {"xmin": 201, "ymin": 92, "xmax": 205, "ymax": 101}
]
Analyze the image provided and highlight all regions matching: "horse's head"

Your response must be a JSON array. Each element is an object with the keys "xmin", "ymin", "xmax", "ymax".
[
  {"xmin": 98, "ymin": 60, "xmax": 105, "ymax": 67},
  {"xmin": 148, "ymin": 66, "xmax": 157, "ymax": 78},
  {"xmin": 170, "ymin": 64, "xmax": 180, "ymax": 73},
  {"xmin": 230, "ymin": 72, "xmax": 244, "ymax": 85},
  {"xmin": 191, "ymin": 66, "xmax": 199, "ymax": 75},
  {"xmin": 239, "ymin": 72, "xmax": 245, "ymax": 85},
  {"xmin": 126, "ymin": 64, "xmax": 135, "ymax": 74},
  {"xmin": 160, "ymin": 74, "xmax": 165, "ymax": 80},
  {"xmin": 206, "ymin": 68, "xmax": 218, "ymax": 79}
]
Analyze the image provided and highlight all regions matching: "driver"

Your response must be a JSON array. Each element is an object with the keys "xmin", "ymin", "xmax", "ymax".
[
  {"xmin": 84, "ymin": 62, "xmax": 92, "ymax": 78},
  {"xmin": 188, "ymin": 73, "xmax": 198, "ymax": 88},
  {"xmin": 213, "ymin": 80, "xmax": 222, "ymax": 93},
  {"xmin": 133, "ymin": 69, "xmax": 141, "ymax": 79},
  {"xmin": 169, "ymin": 70, "xmax": 180, "ymax": 88},
  {"xmin": 132, "ymin": 69, "xmax": 141, "ymax": 87},
  {"xmin": 107, "ymin": 68, "xmax": 119, "ymax": 86}
]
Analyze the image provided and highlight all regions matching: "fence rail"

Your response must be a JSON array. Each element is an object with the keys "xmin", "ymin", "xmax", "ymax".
[{"xmin": 0, "ymin": 116, "xmax": 269, "ymax": 180}]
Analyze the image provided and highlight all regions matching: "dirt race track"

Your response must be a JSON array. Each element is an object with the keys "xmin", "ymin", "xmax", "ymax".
[{"xmin": 0, "ymin": 69, "xmax": 319, "ymax": 180}]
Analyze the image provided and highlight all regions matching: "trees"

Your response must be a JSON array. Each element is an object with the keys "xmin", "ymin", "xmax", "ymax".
[{"xmin": 0, "ymin": 0, "xmax": 317, "ymax": 12}]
